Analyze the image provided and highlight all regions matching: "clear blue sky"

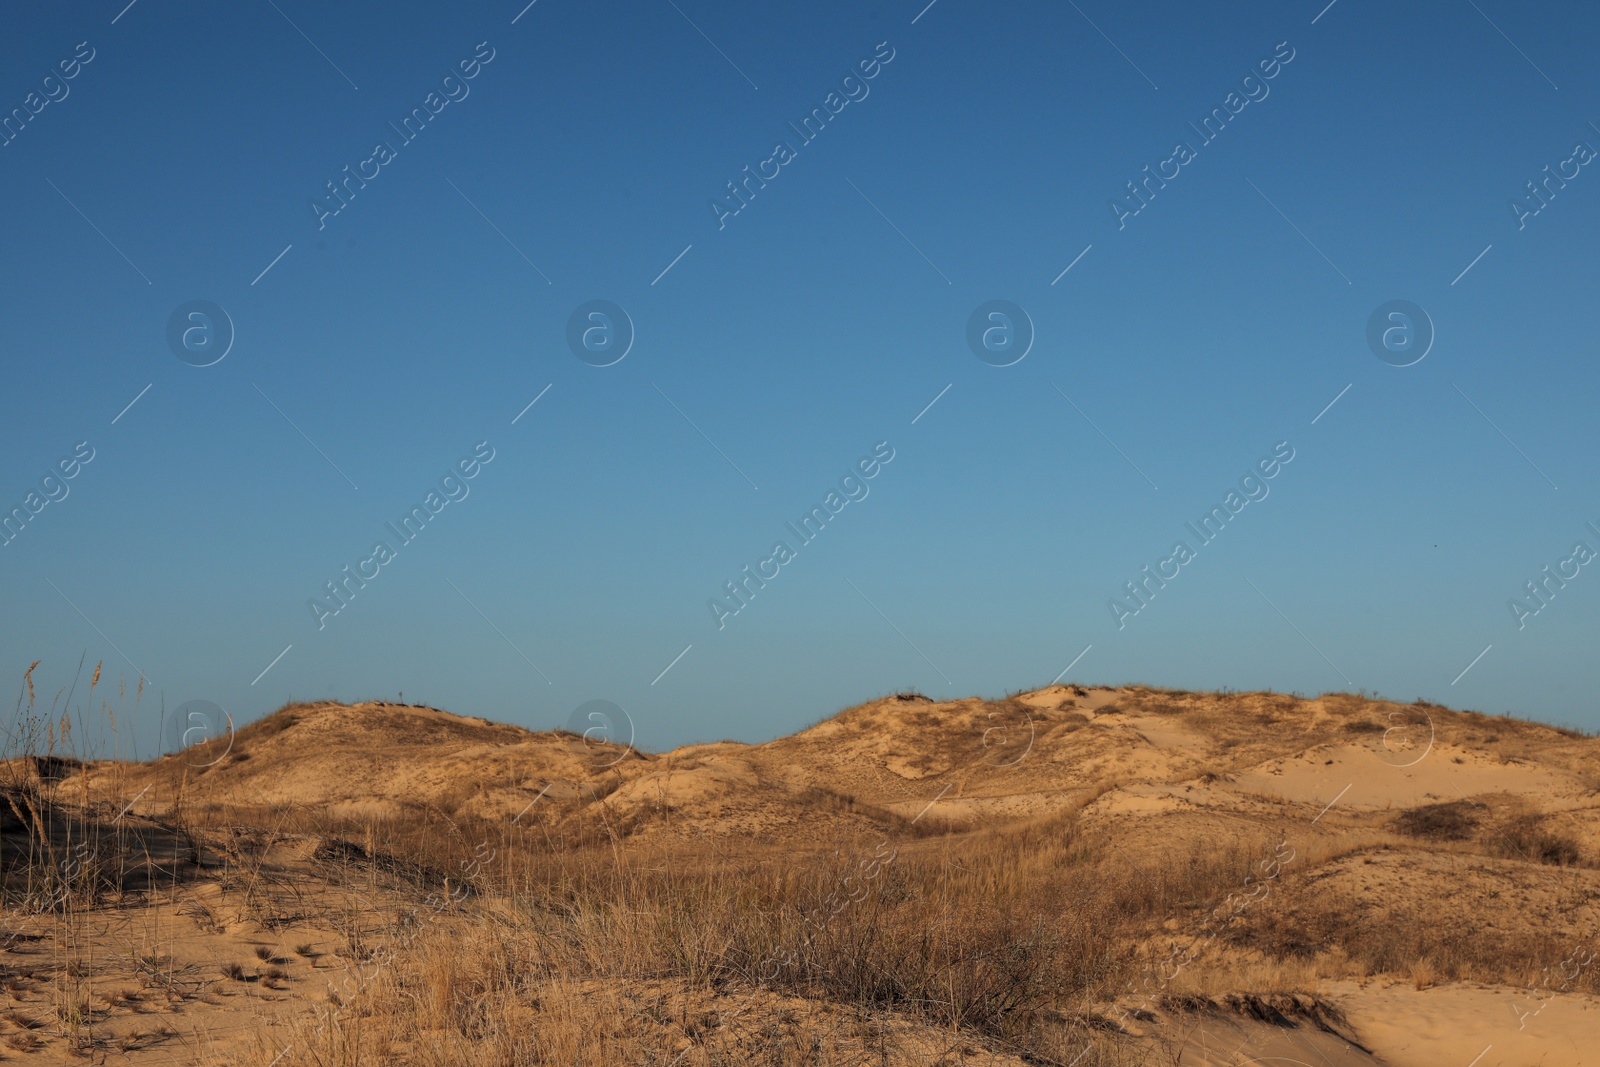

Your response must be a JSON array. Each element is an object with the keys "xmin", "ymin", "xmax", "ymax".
[{"xmin": 4, "ymin": 0, "xmax": 1598, "ymax": 755}]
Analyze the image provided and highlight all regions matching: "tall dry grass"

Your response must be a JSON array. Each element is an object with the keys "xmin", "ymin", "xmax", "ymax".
[
  {"xmin": 237, "ymin": 790, "xmax": 1597, "ymax": 1064},
  {"xmin": 207, "ymin": 794, "xmax": 1345, "ymax": 1065},
  {"xmin": 1, "ymin": 657, "xmax": 181, "ymax": 1056}
]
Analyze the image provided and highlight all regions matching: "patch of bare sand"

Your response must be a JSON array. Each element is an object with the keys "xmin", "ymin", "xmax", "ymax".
[
  {"xmin": 1327, "ymin": 978, "xmax": 1600, "ymax": 1066},
  {"xmin": 1232, "ymin": 741, "xmax": 1584, "ymax": 810}
]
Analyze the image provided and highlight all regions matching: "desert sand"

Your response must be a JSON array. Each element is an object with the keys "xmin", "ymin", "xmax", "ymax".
[{"xmin": 4, "ymin": 682, "xmax": 1598, "ymax": 1064}]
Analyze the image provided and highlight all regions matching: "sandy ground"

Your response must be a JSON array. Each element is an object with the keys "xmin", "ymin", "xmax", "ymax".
[
  {"xmin": 1329, "ymin": 979, "xmax": 1600, "ymax": 1066},
  {"xmin": 4, "ymin": 683, "xmax": 1596, "ymax": 1064}
]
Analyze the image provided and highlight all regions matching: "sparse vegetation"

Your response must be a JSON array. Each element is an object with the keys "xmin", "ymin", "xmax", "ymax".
[{"xmin": 6, "ymin": 667, "xmax": 1600, "ymax": 1063}]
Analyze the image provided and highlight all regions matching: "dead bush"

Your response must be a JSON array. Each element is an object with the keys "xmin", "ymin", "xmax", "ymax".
[{"xmin": 1391, "ymin": 801, "xmax": 1478, "ymax": 841}]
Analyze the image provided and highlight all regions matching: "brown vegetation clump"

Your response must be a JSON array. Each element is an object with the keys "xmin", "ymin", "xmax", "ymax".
[
  {"xmin": 1392, "ymin": 800, "xmax": 1479, "ymax": 840},
  {"xmin": 1499, "ymin": 813, "xmax": 1584, "ymax": 866}
]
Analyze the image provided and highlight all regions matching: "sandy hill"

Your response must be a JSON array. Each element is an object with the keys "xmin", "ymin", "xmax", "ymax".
[
  {"xmin": 89, "ymin": 700, "xmax": 619, "ymax": 824},
  {"xmin": 5, "ymin": 683, "xmax": 1599, "ymax": 1066},
  {"xmin": 94, "ymin": 686, "xmax": 1600, "ymax": 852}
]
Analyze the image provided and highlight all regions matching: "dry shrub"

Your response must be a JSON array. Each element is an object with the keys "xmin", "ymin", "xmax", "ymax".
[
  {"xmin": 1392, "ymin": 801, "xmax": 1478, "ymax": 841},
  {"xmin": 1498, "ymin": 814, "xmax": 1582, "ymax": 867},
  {"xmin": 1341, "ymin": 719, "xmax": 1385, "ymax": 734},
  {"xmin": 6, "ymin": 1030, "xmax": 41, "ymax": 1052}
]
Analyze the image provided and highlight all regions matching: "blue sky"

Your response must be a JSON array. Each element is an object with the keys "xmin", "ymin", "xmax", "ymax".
[{"xmin": 4, "ymin": 0, "xmax": 1599, "ymax": 755}]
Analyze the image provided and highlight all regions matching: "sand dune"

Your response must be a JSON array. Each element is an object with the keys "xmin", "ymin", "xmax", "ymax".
[{"xmin": 5, "ymin": 683, "xmax": 1598, "ymax": 1064}]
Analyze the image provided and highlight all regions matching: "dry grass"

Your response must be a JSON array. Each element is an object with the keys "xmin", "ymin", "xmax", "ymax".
[{"xmin": 257, "ymin": 827, "xmax": 1134, "ymax": 1064}]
